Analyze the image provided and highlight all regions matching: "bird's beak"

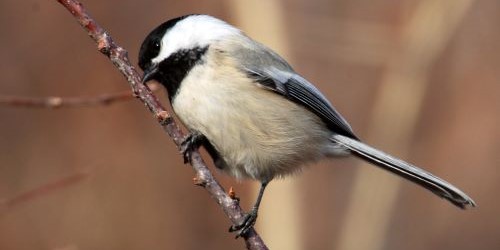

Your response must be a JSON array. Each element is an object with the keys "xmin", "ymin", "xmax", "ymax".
[{"xmin": 142, "ymin": 64, "xmax": 159, "ymax": 84}]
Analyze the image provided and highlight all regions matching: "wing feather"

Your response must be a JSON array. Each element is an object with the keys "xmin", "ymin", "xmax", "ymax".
[
  {"xmin": 226, "ymin": 37, "xmax": 358, "ymax": 139},
  {"xmin": 247, "ymin": 68, "xmax": 358, "ymax": 139}
]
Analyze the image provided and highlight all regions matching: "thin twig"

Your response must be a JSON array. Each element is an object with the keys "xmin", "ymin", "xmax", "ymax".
[
  {"xmin": 0, "ymin": 171, "xmax": 88, "ymax": 212},
  {"xmin": 53, "ymin": 0, "xmax": 268, "ymax": 249},
  {"xmin": 0, "ymin": 83, "xmax": 160, "ymax": 108}
]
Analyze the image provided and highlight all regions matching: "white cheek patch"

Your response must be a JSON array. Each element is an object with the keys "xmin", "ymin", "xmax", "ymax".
[
  {"xmin": 151, "ymin": 25, "xmax": 196, "ymax": 64},
  {"xmin": 152, "ymin": 15, "xmax": 241, "ymax": 64}
]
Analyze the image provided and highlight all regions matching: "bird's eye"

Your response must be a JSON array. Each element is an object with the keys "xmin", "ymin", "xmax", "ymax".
[
  {"xmin": 148, "ymin": 40, "xmax": 161, "ymax": 58},
  {"xmin": 154, "ymin": 41, "xmax": 160, "ymax": 49}
]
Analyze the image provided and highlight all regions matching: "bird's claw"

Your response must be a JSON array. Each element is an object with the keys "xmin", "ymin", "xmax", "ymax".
[
  {"xmin": 180, "ymin": 131, "xmax": 204, "ymax": 164},
  {"xmin": 228, "ymin": 210, "xmax": 258, "ymax": 238}
]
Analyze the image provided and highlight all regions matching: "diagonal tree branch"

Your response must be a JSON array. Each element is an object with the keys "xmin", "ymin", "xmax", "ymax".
[{"xmin": 53, "ymin": 0, "xmax": 268, "ymax": 249}]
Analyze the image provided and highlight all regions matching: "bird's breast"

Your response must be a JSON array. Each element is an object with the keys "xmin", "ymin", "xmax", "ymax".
[{"xmin": 171, "ymin": 58, "xmax": 334, "ymax": 181}]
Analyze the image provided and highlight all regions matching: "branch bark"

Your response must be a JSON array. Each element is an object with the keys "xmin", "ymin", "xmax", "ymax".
[
  {"xmin": 0, "ymin": 84, "xmax": 160, "ymax": 108},
  {"xmin": 53, "ymin": 0, "xmax": 268, "ymax": 249}
]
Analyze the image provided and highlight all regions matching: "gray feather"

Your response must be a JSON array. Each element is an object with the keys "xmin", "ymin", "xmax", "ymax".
[
  {"xmin": 228, "ymin": 37, "xmax": 357, "ymax": 138},
  {"xmin": 331, "ymin": 134, "xmax": 476, "ymax": 209}
]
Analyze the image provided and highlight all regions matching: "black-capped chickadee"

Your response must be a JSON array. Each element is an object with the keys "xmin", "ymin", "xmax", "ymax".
[{"xmin": 138, "ymin": 14, "xmax": 475, "ymax": 237}]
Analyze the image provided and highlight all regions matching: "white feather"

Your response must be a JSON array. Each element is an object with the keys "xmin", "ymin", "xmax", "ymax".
[{"xmin": 152, "ymin": 15, "xmax": 241, "ymax": 64}]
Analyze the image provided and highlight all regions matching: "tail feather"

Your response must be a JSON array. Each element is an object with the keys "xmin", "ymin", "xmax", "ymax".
[{"xmin": 331, "ymin": 134, "xmax": 476, "ymax": 209}]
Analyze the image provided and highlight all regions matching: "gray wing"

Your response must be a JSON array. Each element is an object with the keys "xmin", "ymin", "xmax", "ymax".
[{"xmin": 230, "ymin": 38, "xmax": 358, "ymax": 139}]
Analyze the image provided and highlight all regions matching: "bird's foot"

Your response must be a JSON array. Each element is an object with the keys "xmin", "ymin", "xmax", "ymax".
[
  {"xmin": 180, "ymin": 131, "xmax": 205, "ymax": 164},
  {"xmin": 228, "ymin": 209, "xmax": 258, "ymax": 238}
]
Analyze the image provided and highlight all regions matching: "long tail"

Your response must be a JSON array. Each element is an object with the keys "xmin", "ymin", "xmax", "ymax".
[{"xmin": 331, "ymin": 134, "xmax": 476, "ymax": 209}]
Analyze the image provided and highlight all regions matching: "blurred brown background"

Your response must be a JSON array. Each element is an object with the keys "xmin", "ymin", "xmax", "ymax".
[{"xmin": 0, "ymin": 0, "xmax": 498, "ymax": 249}]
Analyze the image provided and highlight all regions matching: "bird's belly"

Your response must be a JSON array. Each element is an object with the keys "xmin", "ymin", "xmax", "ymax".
[{"xmin": 172, "ymin": 67, "xmax": 337, "ymax": 181}]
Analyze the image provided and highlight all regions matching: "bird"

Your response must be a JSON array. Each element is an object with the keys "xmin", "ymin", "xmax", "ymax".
[{"xmin": 138, "ymin": 14, "xmax": 475, "ymax": 237}]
